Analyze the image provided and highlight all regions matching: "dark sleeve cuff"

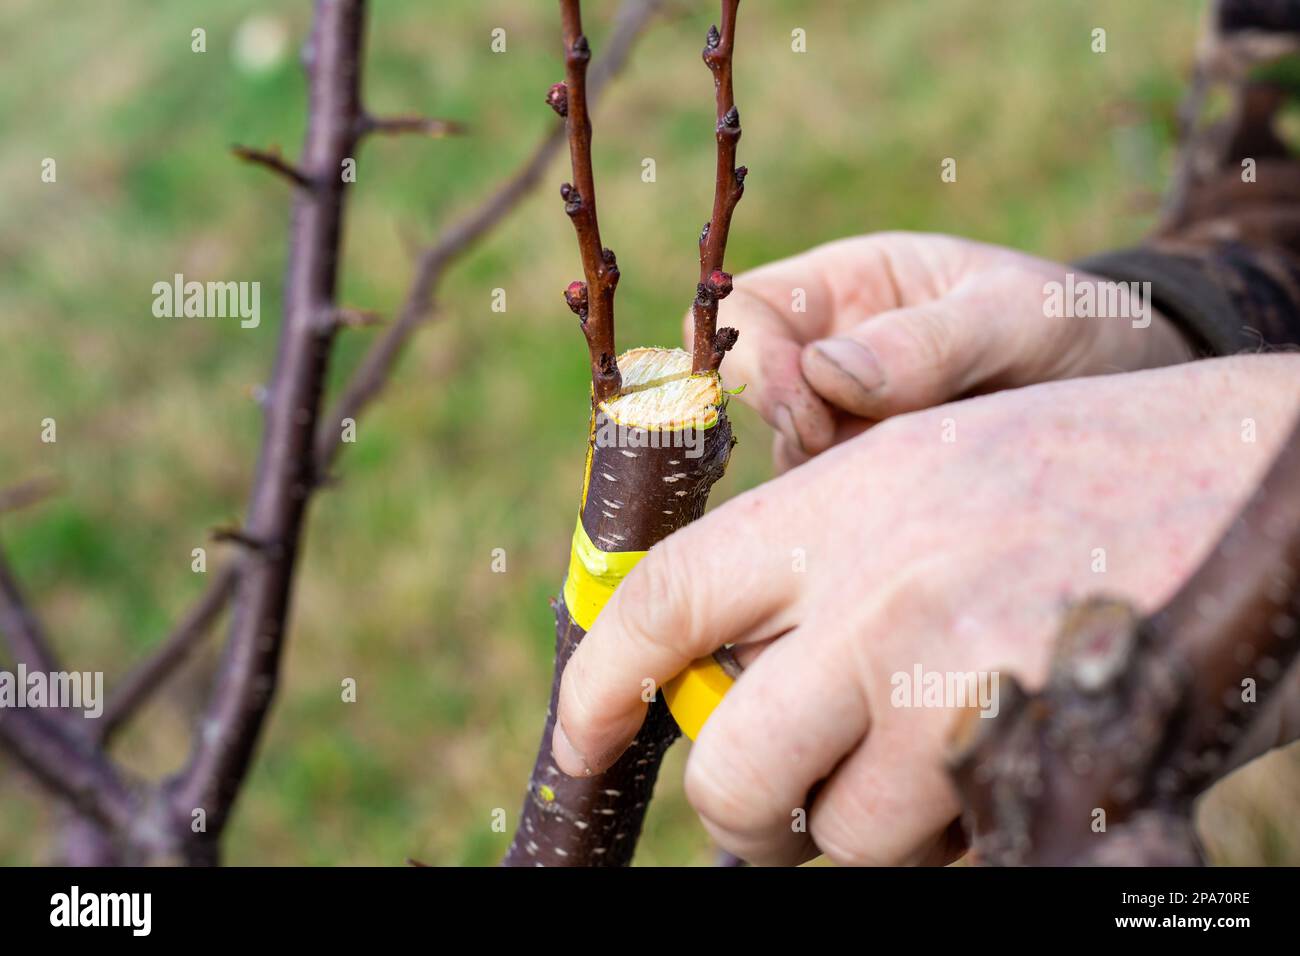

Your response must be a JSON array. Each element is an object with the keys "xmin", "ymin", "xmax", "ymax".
[{"xmin": 1073, "ymin": 248, "xmax": 1251, "ymax": 357}]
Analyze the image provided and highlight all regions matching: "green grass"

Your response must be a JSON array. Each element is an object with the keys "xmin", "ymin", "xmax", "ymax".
[{"xmin": 1, "ymin": 0, "xmax": 1295, "ymax": 865}]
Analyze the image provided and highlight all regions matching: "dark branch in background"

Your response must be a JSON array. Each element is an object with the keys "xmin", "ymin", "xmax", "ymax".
[
  {"xmin": 96, "ymin": 562, "xmax": 241, "ymax": 744},
  {"xmin": 950, "ymin": 413, "xmax": 1300, "ymax": 865},
  {"xmin": 555, "ymin": 0, "xmax": 622, "ymax": 403},
  {"xmin": 231, "ymin": 144, "xmax": 314, "ymax": 190},
  {"xmin": 0, "ymin": 0, "xmax": 661, "ymax": 866},
  {"xmin": 1158, "ymin": 0, "xmax": 1300, "ymax": 232},
  {"xmin": 0, "ymin": 476, "xmax": 60, "ymax": 517},
  {"xmin": 691, "ymin": 0, "xmax": 744, "ymax": 374},
  {"xmin": 358, "ymin": 113, "xmax": 466, "ymax": 138},
  {"xmin": 0, "ymin": 706, "xmax": 134, "ymax": 830},
  {"xmin": 0, "ymin": 547, "xmax": 59, "ymax": 674},
  {"xmin": 167, "ymin": 0, "xmax": 370, "ymax": 849},
  {"xmin": 105, "ymin": 1, "xmax": 663, "ymax": 746},
  {"xmin": 314, "ymin": 0, "xmax": 662, "ymax": 473}
]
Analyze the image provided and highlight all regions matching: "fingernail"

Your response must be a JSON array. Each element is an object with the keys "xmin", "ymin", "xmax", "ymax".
[
  {"xmin": 773, "ymin": 404, "xmax": 806, "ymax": 455},
  {"xmin": 552, "ymin": 720, "xmax": 591, "ymax": 777},
  {"xmin": 812, "ymin": 337, "xmax": 885, "ymax": 394}
]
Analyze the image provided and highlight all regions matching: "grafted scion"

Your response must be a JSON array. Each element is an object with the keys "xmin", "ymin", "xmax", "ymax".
[{"xmin": 691, "ymin": 0, "xmax": 746, "ymax": 374}]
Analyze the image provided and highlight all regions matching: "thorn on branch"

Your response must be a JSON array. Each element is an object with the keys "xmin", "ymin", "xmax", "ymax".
[
  {"xmin": 546, "ymin": 82, "xmax": 569, "ymax": 117},
  {"xmin": 319, "ymin": 306, "xmax": 383, "ymax": 333},
  {"xmin": 210, "ymin": 526, "xmax": 283, "ymax": 560},
  {"xmin": 359, "ymin": 114, "xmax": 466, "ymax": 139},
  {"xmin": 230, "ymin": 145, "xmax": 314, "ymax": 190}
]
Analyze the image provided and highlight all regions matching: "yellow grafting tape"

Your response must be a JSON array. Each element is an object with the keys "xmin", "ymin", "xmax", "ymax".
[
  {"xmin": 562, "ymin": 518, "xmax": 645, "ymax": 633},
  {"xmin": 662, "ymin": 656, "xmax": 734, "ymax": 742},
  {"xmin": 561, "ymin": 517, "xmax": 734, "ymax": 741}
]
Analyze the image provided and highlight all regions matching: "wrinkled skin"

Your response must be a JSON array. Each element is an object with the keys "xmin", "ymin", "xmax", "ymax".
[{"xmin": 550, "ymin": 232, "xmax": 1300, "ymax": 866}]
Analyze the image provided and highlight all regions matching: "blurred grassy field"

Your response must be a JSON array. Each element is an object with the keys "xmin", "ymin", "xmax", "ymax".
[{"xmin": 1, "ymin": 0, "xmax": 1296, "ymax": 865}]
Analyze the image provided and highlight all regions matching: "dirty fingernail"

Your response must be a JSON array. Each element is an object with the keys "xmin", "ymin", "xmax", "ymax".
[{"xmin": 812, "ymin": 337, "xmax": 885, "ymax": 394}]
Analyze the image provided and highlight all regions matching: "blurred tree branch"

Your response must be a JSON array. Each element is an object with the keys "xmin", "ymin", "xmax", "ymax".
[{"xmin": 0, "ymin": 0, "xmax": 664, "ymax": 866}]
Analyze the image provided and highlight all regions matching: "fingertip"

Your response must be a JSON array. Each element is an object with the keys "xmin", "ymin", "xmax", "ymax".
[
  {"xmin": 551, "ymin": 719, "xmax": 591, "ymax": 777},
  {"xmin": 553, "ymin": 654, "xmax": 647, "ymax": 776},
  {"xmin": 801, "ymin": 336, "xmax": 887, "ymax": 418}
]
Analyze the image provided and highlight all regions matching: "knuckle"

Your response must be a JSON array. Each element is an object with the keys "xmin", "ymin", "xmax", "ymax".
[
  {"xmin": 902, "ymin": 307, "xmax": 957, "ymax": 379},
  {"xmin": 811, "ymin": 799, "xmax": 899, "ymax": 866},
  {"xmin": 684, "ymin": 749, "xmax": 773, "ymax": 836},
  {"xmin": 614, "ymin": 546, "xmax": 694, "ymax": 654}
]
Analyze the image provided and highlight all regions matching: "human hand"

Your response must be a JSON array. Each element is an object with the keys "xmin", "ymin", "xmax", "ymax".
[
  {"xmin": 551, "ymin": 354, "xmax": 1299, "ymax": 865},
  {"xmin": 695, "ymin": 232, "xmax": 1194, "ymax": 471}
]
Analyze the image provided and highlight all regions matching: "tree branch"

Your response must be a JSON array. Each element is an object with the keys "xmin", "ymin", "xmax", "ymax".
[
  {"xmin": 313, "ymin": 0, "xmax": 662, "ymax": 475},
  {"xmin": 0, "ymin": 545, "xmax": 59, "ymax": 674},
  {"xmin": 168, "ymin": 0, "xmax": 370, "ymax": 843},
  {"xmin": 0, "ymin": 705, "xmax": 134, "ymax": 830},
  {"xmin": 949, "ymin": 412, "xmax": 1300, "ymax": 865},
  {"xmin": 96, "ymin": 562, "xmax": 241, "ymax": 744},
  {"xmin": 231, "ymin": 145, "xmax": 315, "ymax": 190},
  {"xmin": 0, "ymin": 476, "xmax": 59, "ymax": 517},
  {"xmin": 359, "ymin": 113, "xmax": 465, "ymax": 138},
  {"xmin": 691, "ymin": 0, "xmax": 744, "ymax": 374},
  {"xmin": 556, "ymin": 0, "xmax": 622, "ymax": 403}
]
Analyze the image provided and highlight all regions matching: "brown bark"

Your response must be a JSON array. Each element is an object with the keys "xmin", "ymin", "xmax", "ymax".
[
  {"xmin": 556, "ymin": 0, "xmax": 623, "ymax": 403},
  {"xmin": 691, "ymin": 0, "xmax": 745, "ymax": 375},
  {"xmin": 504, "ymin": 349, "xmax": 733, "ymax": 865}
]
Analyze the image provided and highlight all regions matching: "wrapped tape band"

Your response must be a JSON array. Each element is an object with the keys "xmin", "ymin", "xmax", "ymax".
[{"xmin": 561, "ymin": 518, "xmax": 733, "ymax": 740}]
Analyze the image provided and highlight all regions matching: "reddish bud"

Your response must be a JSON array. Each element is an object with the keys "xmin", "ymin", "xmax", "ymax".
[
  {"xmin": 546, "ymin": 82, "xmax": 568, "ymax": 117},
  {"xmin": 564, "ymin": 281, "xmax": 588, "ymax": 315},
  {"xmin": 708, "ymin": 270, "xmax": 734, "ymax": 299}
]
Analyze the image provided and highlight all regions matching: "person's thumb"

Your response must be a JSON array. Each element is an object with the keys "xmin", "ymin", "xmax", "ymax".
[{"xmin": 799, "ymin": 293, "xmax": 1004, "ymax": 419}]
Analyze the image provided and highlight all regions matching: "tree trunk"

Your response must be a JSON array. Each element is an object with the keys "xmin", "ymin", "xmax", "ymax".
[{"xmin": 505, "ymin": 347, "xmax": 733, "ymax": 865}]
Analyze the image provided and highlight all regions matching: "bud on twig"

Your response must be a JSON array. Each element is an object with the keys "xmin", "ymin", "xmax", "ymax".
[
  {"xmin": 691, "ymin": 0, "xmax": 745, "ymax": 375},
  {"xmin": 564, "ymin": 280, "xmax": 589, "ymax": 316},
  {"xmin": 560, "ymin": 182, "xmax": 582, "ymax": 216},
  {"xmin": 707, "ymin": 270, "xmax": 733, "ymax": 299},
  {"xmin": 546, "ymin": 82, "xmax": 569, "ymax": 117}
]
